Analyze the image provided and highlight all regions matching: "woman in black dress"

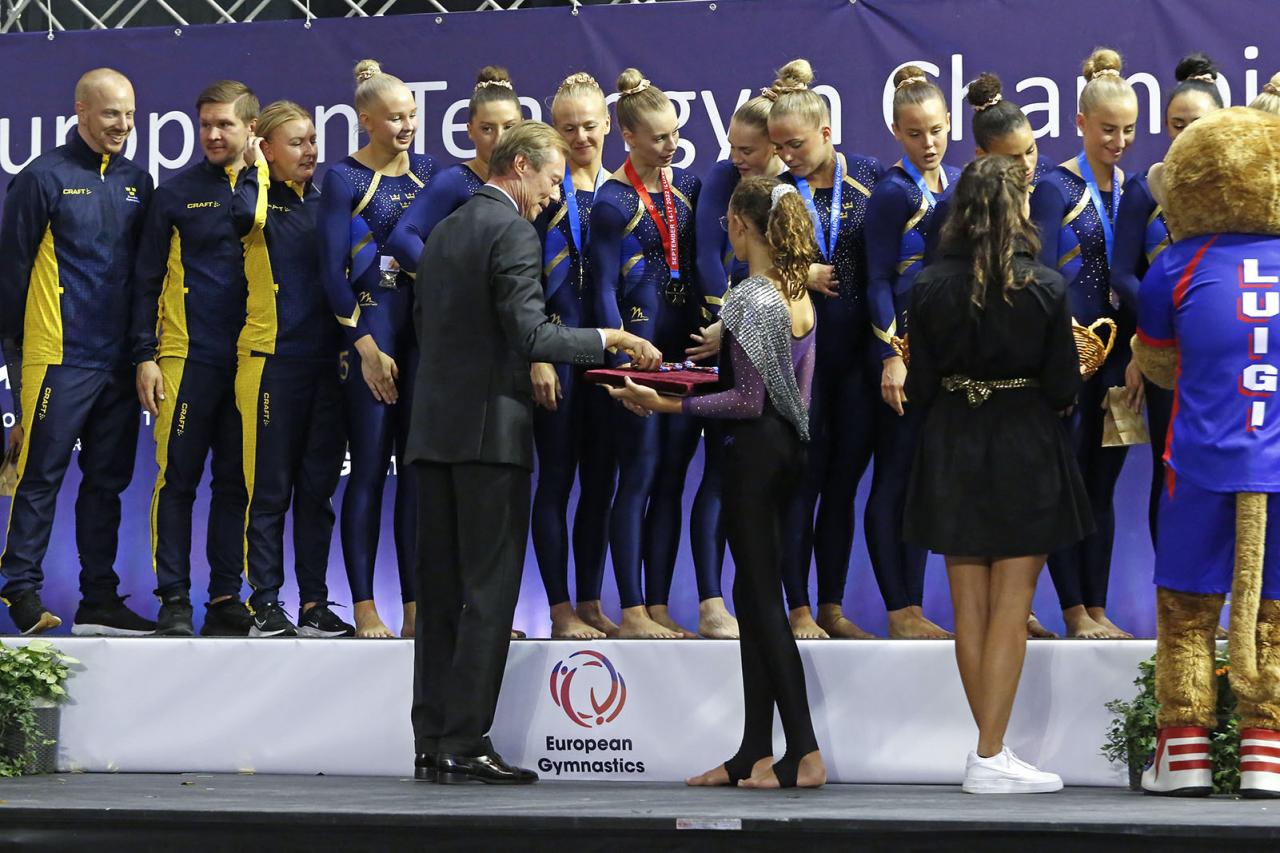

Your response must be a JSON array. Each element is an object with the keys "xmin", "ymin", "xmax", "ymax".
[{"xmin": 904, "ymin": 155, "xmax": 1091, "ymax": 794}]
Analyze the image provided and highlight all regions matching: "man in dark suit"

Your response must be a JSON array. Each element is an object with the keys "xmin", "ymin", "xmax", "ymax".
[{"xmin": 408, "ymin": 121, "xmax": 659, "ymax": 785}]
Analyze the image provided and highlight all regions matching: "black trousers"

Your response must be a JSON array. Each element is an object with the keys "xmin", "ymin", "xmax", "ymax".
[
  {"xmin": 723, "ymin": 409, "xmax": 819, "ymax": 774},
  {"xmin": 151, "ymin": 357, "xmax": 246, "ymax": 600},
  {"xmin": 413, "ymin": 460, "xmax": 529, "ymax": 757},
  {"xmin": 235, "ymin": 355, "xmax": 345, "ymax": 610},
  {"xmin": 0, "ymin": 364, "xmax": 138, "ymax": 606}
]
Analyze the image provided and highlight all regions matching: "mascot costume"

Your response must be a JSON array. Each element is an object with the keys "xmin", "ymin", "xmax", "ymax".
[{"xmin": 1133, "ymin": 106, "xmax": 1280, "ymax": 798}]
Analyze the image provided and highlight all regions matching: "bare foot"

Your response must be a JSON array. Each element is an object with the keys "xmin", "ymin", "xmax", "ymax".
[
  {"xmin": 511, "ymin": 629, "xmax": 526, "ymax": 640},
  {"xmin": 1027, "ymin": 612, "xmax": 1058, "ymax": 639},
  {"xmin": 353, "ymin": 600, "xmax": 394, "ymax": 639},
  {"xmin": 617, "ymin": 606, "xmax": 683, "ymax": 639},
  {"xmin": 698, "ymin": 597, "xmax": 739, "ymax": 639},
  {"xmin": 401, "ymin": 601, "xmax": 416, "ymax": 638},
  {"xmin": 789, "ymin": 606, "xmax": 830, "ymax": 639},
  {"xmin": 1086, "ymin": 608, "xmax": 1135, "ymax": 639},
  {"xmin": 686, "ymin": 756, "xmax": 771, "ymax": 787},
  {"xmin": 886, "ymin": 606, "xmax": 953, "ymax": 639},
  {"xmin": 647, "ymin": 604, "xmax": 698, "ymax": 638},
  {"xmin": 1064, "ymin": 606, "xmax": 1127, "ymax": 639},
  {"xmin": 576, "ymin": 600, "xmax": 620, "ymax": 637},
  {"xmin": 1216, "ymin": 624, "xmax": 1228, "ymax": 640},
  {"xmin": 550, "ymin": 602, "xmax": 607, "ymax": 640},
  {"xmin": 817, "ymin": 604, "xmax": 876, "ymax": 639},
  {"xmin": 738, "ymin": 750, "xmax": 826, "ymax": 789}
]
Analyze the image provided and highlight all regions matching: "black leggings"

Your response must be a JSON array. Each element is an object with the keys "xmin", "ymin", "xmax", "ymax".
[{"xmin": 722, "ymin": 408, "xmax": 819, "ymax": 783}]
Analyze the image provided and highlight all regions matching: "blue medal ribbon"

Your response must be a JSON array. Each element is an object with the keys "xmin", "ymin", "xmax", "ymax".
[
  {"xmin": 899, "ymin": 158, "xmax": 947, "ymax": 209},
  {"xmin": 556, "ymin": 168, "xmax": 608, "ymax": 301},
  {"xmin": 1076, "ymin": 151, "xmax": 1118, "ymax": 263},
  {"xmin": 795, "ymin": 153, "xmax": 843, "ymax": 263}
]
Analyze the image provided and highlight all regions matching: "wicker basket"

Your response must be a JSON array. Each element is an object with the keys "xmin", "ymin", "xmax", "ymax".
[
  {"xmin": 1073, "ymin": 317, "xmax": 1117, "ymax": 380},
  {"xmin": 890, "ymin": 335, "xmax": 910, "ymax": 366}
]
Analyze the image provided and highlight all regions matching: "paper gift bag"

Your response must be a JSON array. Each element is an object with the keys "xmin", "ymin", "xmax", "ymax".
[{"xmin": 1101, "ymin": 386, "xmax": 1151, "ymax": 447}]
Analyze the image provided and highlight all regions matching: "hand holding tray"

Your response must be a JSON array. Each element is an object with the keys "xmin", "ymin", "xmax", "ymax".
[{"xmin": 584, "ymin": 362, "xmax": 721, "ymax": 397}]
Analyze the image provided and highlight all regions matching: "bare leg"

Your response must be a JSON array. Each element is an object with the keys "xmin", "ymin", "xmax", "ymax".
[
  {"xmin": 946, "ymin": 557, "xmax": 992, "ymax": 726},
  {"xmin": 353, "ymin": 599, "xmax": 393, "ymax": 639},
  {"xmin": 975, "ymin": 555, "xmax": 1044, "ymax": 757},
  {"xmin": 550, "ymin": 601, "xmax": 607, "ymax": 640},
  {"xmin": 789, "ymin": 605, "xmax": 829, "ymax": 639}
]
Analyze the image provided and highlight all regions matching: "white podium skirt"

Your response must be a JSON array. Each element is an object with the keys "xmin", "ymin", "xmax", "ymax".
[{"xmin": 15, "ymin": 637, "xmax": 1146, "ymax": 786}]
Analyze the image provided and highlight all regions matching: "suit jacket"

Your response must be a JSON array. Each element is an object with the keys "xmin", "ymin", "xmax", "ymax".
[{"xmin": 407, "ymin": 185, "xmax": 604, "ymax": 469}]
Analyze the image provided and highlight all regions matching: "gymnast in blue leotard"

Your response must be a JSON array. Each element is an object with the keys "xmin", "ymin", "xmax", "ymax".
[
  {"xmin": 317, "ymin": 60, "xmax": 435, "ymax": 638},
  {"xmin": 386, "ymin": 66, "xmax": 523, "ymax": 274},
  {"xmin": 1112, "ymin": 53, "xmax": 1222, "ymax": 546},
  {"xmin": 766, "ymin": 59, "xmax": 881, "ymax": 640},
  {"xmin": 864, "ymin": 66, "xmax": 959, "ymax": 640},
  {"xmin": 530, "ymin": 72, "xmax": 618, "ymax": 640},
  {"xmin": 590, "ymin": 68, "xmax": 701, "ymax": 639},
  {"xmin": 1030, "ymin": 48, "xmax": 1139, "ymax": 640}
]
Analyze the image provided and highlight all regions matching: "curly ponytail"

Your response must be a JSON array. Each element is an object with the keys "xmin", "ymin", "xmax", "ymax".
[{"xmin": 729, "ymin": 175, "xmax": 819, "ymax": 301}]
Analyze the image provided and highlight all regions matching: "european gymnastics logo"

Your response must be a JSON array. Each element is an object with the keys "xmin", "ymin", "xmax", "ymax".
[{"xmin": 549, "ymin": 650, "xmax": 627, "ymax": 729}]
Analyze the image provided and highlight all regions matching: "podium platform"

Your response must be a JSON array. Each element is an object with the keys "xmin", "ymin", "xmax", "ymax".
[{"xmin": 10, "ymin": 636, "xmax": 1150, "ymax": 785}]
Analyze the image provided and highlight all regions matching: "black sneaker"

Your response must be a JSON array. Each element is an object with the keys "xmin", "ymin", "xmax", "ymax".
[
  {"xmin": 72, "ymin": 595, "xmax": 156, "ymax": 636},
  {"xmin": 5, "ymin": 589, "xmax": 61, "ymax": 635},
  {"xmin": 201, "ymin": 598, "xmax": 253, "ymax": 637},
  {"xmin": 297, "ymin": 602, "xmax": 355, "ymax": 638},
  {"xmin": 154, "ymin": 594, "xmax": 194, "ymax": 637},
  {"xmin": 249, "ymin": 603, "xmax": 297, "ymax": 638}
]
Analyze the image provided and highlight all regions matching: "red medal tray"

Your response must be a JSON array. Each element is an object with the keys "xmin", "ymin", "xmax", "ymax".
[{"xmin": 584, "ymin": 365, "xmax": 721, "ymax": 397}]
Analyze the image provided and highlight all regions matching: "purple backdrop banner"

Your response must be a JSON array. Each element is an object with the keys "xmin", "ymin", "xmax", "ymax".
[{"xmin": 0, "ymin": 0, "xmax": 1270, "ymax": 635}]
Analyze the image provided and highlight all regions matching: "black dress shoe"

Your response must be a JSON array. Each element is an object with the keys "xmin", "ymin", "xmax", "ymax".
[
  {"xmin": 437, "ymin": 751, "xmax": 538, "ymax": 785},
  {"xmin": 414, "ymin": 753, "xmax": 437, "ymax": 782}
]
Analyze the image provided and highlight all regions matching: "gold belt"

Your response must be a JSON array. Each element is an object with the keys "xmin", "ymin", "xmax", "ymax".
[{"xmin": 942, "ymin": 375, "xmax": 1039, "ymax": 408}]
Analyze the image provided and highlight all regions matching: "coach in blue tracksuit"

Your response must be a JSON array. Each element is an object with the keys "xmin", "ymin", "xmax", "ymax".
[
  {"xmin": 0, "ymin": 68, "xmax": 156, "ymax": 636},
  {"xmin": 131, "ymin": 81, "xmax": 260, "ymax": 638}
]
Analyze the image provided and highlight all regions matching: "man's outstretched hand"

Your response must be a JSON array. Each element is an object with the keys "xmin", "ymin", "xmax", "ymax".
[{"xmin": 603, "ymin": 330, "xmax": 662, "ymax": 371}]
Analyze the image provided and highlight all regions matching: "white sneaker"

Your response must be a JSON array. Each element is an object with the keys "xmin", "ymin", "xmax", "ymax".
[
  {"xmin": 1241, "ymin": 728, "xmax": 1280, "ymax": 799},
  {"xmin": 1140, "ymin": 727, "xmax": 1212, "ymax": 797},
  {"xmin": 962, "ymin": 747, "xmax": 1063, "ymax": 794}
]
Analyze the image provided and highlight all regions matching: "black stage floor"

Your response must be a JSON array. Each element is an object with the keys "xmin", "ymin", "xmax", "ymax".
[{"xmin": 1, "ymin": 773, "xmax": 1278, "ymax": 852}]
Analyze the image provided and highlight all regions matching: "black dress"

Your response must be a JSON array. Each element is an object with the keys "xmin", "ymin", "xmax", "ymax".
[{"xmin": 903, "ymin": 253, "xmax": 1093, "ymax": 557}]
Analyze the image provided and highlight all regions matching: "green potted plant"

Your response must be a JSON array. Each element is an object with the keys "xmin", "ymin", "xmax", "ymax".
[
  {"xmin": 1102, "ymin": 648, "xmax": 1240, "ymax": 794},
  {"xmin": 0, "ymin": 639, "xmax": 78, "ymax": 776}
]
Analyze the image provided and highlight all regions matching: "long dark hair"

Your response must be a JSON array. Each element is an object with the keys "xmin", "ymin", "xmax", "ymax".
[{"xmin": 938, "ymin": 155, "xmax": 1039, "ymax": 310}]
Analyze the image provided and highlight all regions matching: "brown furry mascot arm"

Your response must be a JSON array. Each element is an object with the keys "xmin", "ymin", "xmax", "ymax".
[{"xmin": 1131, "ymin": 334, "xmax": 1178, "ymax": 390}]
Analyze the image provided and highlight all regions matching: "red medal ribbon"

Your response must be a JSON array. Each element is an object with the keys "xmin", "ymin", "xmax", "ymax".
[{"xmin": 624, "ymin": 158, "xmax": 681, "ymax": 280}]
